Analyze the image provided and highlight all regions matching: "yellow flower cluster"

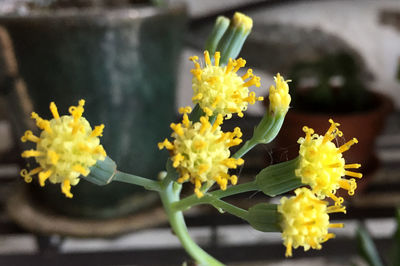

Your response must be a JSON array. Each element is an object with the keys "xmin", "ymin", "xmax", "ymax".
[
  {"xmin": 278, "ymin": 187, "xmax": 346, "ymax": 257},
  {"xmin": 190, "ymin": 51, "xmax": 263, "ymax": 119},
  {"xmin": 269, "ymin": 73, "xmax": 291, "ymax": 115},
  {"xmin": 279, "ymin": 119, "xmax": 362, "ymax": 256},
  {"xmin": 296, "ymin": 119, "xmax": 362, "ymax": 205},
  {"xmin": 158, "ymin": 107, "xmax": 244, "ymax": 197},
  {"xmin": 20, "ymin": 100, "xmax": 106, "ymax": 198}
]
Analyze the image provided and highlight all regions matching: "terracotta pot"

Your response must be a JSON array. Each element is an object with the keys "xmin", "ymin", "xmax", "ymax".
[{"xmin": 274, "ymin": 92, "xmax": 393, "ymax": 170}]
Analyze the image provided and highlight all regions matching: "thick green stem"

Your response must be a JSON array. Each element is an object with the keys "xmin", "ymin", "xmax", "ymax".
[
  {"xmin": 114, "ymin": 171, "xmax": 161, "ymax": 192},
  {"xmin": 173, "ymin": 181, "xmax": 258, "ymax": 212},
  {"xmin": 160, "ymin": 181, "xmax": 224, "ymax": 266}
]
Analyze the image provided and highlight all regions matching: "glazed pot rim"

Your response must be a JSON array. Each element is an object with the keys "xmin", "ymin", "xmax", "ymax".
[
  {"xmin": 286, "ymin": 91, "xmax": 394, "ymax": 119},
  {"xmin": 0, "ymin": 3, "xmax": 186, "ymax": 25}
]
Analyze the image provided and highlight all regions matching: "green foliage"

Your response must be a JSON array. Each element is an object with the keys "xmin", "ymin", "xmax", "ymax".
[
  {"xmin": 289, "ymin": 52, "xmax": 372, "ymax": 113},
  {"xmin": 356, "ymin": 226, "xmax": 384, "ymax": 266}
]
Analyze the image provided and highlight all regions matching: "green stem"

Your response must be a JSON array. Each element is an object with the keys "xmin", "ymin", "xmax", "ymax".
[
  {"xmin": 160, "ymin": 180, "xmax": 224, "ymax": 266},
  {"xmin": 233, "ymin": 139, "xmax": 257, "ymax": 159},
  {"xmin": 208, "ymin": 197, "xmax": 248, "ymax": 220},
  {"xmin": 114, "ymin": 171, "xmax": 161, "ymax": 192},
  {"xmin": 173, "ymin": 181, "xmax": 258, "ymax": 212}
]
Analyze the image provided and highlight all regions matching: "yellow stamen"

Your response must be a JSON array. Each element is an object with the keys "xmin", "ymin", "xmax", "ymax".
[
  {"xmin": 345, "ymin": 170, "xmax": 363, "ymax": 178},
  {"xmin": 21, "ymin": 150, "xmax": 42, "ymax": 158},
  {"xmin": 242, "ymin": 75, "xmax": 261, "ymax": 87},
  {"xmin": 338, "ymin": 138, "xmax": 358, "ymax": 154},
  {"xmin": 38, "ymin": 169, "xmax": 52, "ymax": 186},
  {"xmin": 172, "ymin": 153, "xmax": 184, "ymax": 168},
  {"xmin": 91, "ymin": 124, "xmax": 104, "ymax": 137},
  {"xmin": 285, "ymin": 240, "xmax": 293, "ymax": 257},
  {"xmin": 21, "ymin": 130, "xmax": 40, "ymax": 143},
  {"xmin": 326, "ymin": 205, "xmax": 346, "ymax": 214},
  {"xmin": 211, "ymin": 114, "xmax": 223, "ymax": 132},
  {"xmin": 233, "ymin": 58, "xmax": 246, "ymax": 72},
  {"xmin": 49, "ymin": 102, "xmax": 60, "ymax": 119},
  {"xmin": 48, "ymin": 150, "xmax": 59, "ymax": 165},
  {"xmin": 61, "ymin": 179, "xmax": 73, "ymax": 198},
  {"xmin": 329, "ymin": 223, "xmax": 344, "ymax": 228},
  {"xmin": 73, "ymin": 164, "xmax": 90, "ymax": 176},
  {"xmin": 204, "ymin": 50, "xmax": 211, "ymax": 66},
  {"xmin": 242, "ymin": 69, "xmax": 253, "ymax": 80},
  {"xmin": 214, "ymin": 52, "xmax": 220, "ymax": 67},
  {"xmin": 198, "ymin": 164, "xmax": 209, "ymax": 175},
  {"xmin": 344, "ymin": 164, "xmax": 361, "ymax": 169}
]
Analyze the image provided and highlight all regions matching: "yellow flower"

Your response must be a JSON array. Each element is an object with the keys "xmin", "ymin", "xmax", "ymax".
[
  {"xmin": 296, "ymin": 119, "xmax": 362, "ymax": 205},
  {"xmin": 232, "ymin": 12, "xmax": 253, "ymax": 33},
  {"xmin": 278, "ymin": 187, "xmax": 346, "ymax": 257},
  {"xmin": 158, "ymin": 107, "xmax": 244, "ymax": 197},
  {"xmin": 269, "ymin": 73, "xmax": 291, "ymax": 115},
  {"xmin": 20, "ymin": 100, "xmax": 106, "ymax": 198},
  {"xmin": 190, "ymin": 51, "xmax": 263, "ymax": 119}
]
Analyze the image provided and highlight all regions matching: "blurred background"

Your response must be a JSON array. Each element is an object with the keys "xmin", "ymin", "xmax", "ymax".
[{"xmin": 0, "ymin": 0, "xmax": 399, "ymax": 265}]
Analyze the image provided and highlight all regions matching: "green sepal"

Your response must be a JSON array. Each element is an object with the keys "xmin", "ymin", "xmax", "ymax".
[
  {"xmin": 205, "ymin": 16, "xmax": 230, "ymax": 55},
  {"xmin": 255, "ymin": 157, "xmax": 302, "ymax": 197},
  {"xmin": 85, "ymin": 156, "xmax": 117, "ymax": 186},
  {"xmin": 217, "ymin": 25, "xmax": 250, "ymax": 65},
  {"xmin": 356, "ymin": 226, "xmax": 384, "ymax": 266},
  {"xmin": 253, "ymin": 112, "xmax": 286, "ymax": 144},
  {"xmin": 247, "ymin": 203, "xmax": 281, "ymax": 232}
]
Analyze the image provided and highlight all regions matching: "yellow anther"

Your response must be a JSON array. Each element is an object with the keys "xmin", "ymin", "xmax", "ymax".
[
  {"xmin": 178, "ymin": 106, "xmax": 192, "ymax": 114},
  {"xmin": 91, "ymin": 124, "xmax": 104, "ymax": 137},
  {"xmin": 214, "ymin": 51, "xmax": 221, "ymax": 67},
  {"xmin": 338, "ymin": 138, "xmax": 358, "ymax": 154},
  {"xmin": 172, "ymin": 153, "xmax": 184, "ymax": 168},
  {"xmin": 39, "ymin": 169, "xmax": 52, "ymax": 186},
  {"xmin": 50, "ymin": 102, "xmax": 60, "ymax": 119},
  {"xmin": 170, "ymin": 123, "xmax": 184, "ymax": 137},
  {"xmin": 158, "ymin": 139, "xmax": 174, "ymax": 150},
  {"xmin": 233, "ymin": 58, "xmax": 246, "ymax": 72},
  {"xmin": 345, "ymin": 170, "xmax": 363, "ymax": 179},
  {"xmin": 21, "ymin": 130, "xmax": 40, "ymax": 143},
  {"xmin": 62, "ymin": 179, "xmax": 73, "ymax": 198},
  {"xmin": 73, "ymin": 164, "xmax": 89, "ymax": 176},
  {"xmin": 204, "ymin": 50, "xmax": 211, "ymax": 66},
  {"xmin": 48, "ymin": 150, "xmax": 59, "ymax": 165},
  {"xmin": 242, "ymin": 69, "xmax": 253, "ymax": 80},
  {"xmin": 21, "ymin": 150, "xmax": 42, "ymax": 158}
]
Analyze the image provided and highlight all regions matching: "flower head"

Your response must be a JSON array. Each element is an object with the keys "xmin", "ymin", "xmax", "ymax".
[
  {"xmin": 190, "ymin": 51, "xmax": 263, "ymax": 119},
  {"xmin": 20, "ymin": 100, "xmax": 106, "ymax": 198},
  {"xmin": 232, "ymin": 12, "xmax": 253, "ymax": 34},
  {"xmin": 158, "ymin": 107, "xmax": 244, "ymax": 197},
  {"xmin": 296, "ymin": 119, "xmax": 362, "ymax": 205},
  {"xmin": 269, "ymin": 73, "xmax": 291, "ymax": 115},
  {"xmin": 278, "ymin": 187, "xmax": 346, "ymax": 257}
]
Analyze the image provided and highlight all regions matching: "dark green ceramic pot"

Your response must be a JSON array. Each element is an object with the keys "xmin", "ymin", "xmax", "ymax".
[{"xmin": 0, "ymin": 4, "xmax": 186, "ymax": 219}]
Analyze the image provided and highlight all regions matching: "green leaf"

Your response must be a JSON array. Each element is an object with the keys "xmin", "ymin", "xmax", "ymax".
[
  {"xmin": 247, "ymin": 203, "xmax": 281, "ymax": 232},
  {"xmin": 391, "ymin": 208, "xmax": 400, "ymax": 266},
  {"xmin": 356, "ymin": 226, "xmax": 384, "ymax": 266}
]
